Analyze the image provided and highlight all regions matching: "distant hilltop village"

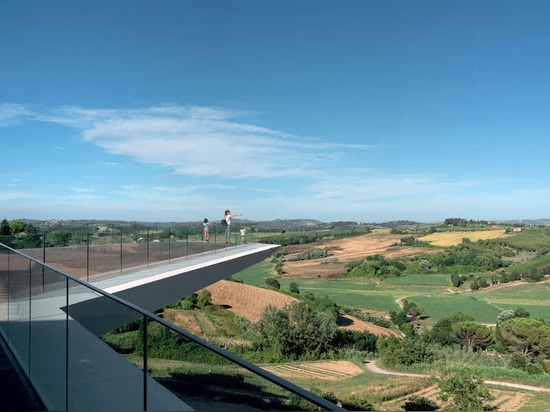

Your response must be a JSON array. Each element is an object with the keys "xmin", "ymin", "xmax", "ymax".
[{"xmin": 43, "ymin": 219, "xmax": 64, "ymax": 227}]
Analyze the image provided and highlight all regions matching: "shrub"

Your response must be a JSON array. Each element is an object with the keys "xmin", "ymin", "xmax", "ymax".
[
  {"xmin": 340, "ymin": 395, "xmax": 374, "ymax": 411},
  {"xmin": 265, "ymin": 277, "xmax": 281, "ymax": 290},
  {"xmin": 402, "ymin": 395, "xmax": 440, "ymax": 411},
  {"xmin": 196, "ymin": 289, "xmax": 212, "ymax": 308},
  {"xmin": 526, "ymin": 362, "xmax": 545, "ymax": 375},
  {"xmin": 291, "ymin": 247, "xmax": 329, "ymax": 261},
  {"xmin": 180, "ymin": 299, "xmax": 194, "ymax": 310},
  {"xmin": 508, "ymin": 352, "xmax": 527, "ymax": 370},
  {"xmin": 289, "ymin": 282, "xmax": 300, "ymax": 294}
]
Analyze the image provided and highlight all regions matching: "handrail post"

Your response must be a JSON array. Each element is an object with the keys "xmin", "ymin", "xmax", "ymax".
[
  {"xmin": 186, "ymin": 228, "xmax": 189, "ymax": 260},
  {"xmin": 28, "ymin": 259, "xmax": 32, "ymax": 377},
  {"xmin": 143, "ymin": 315, "xmax": 148, "ymax": 411},
  {"xmin": 146, "ymin": 228, "xmax": 149, "ymax": 268},
  {"xmin": 42, "ymin": 233, "xmax": 46, "ymax": 292},
  {"xmin": 120, "ymin": 227, "xmax": 123, "ymax": 275},
  {"xmin": 65, "ymin": 277, "xmax": 69, "ymax": 410},
  {"xmin": 86, "ymin": 230, "xmax": 90, "ymax": 283}
]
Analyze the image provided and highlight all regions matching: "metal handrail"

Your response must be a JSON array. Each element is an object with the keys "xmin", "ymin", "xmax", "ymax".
[{"xmin": 0, "ymin": 241, "xmax": 345, "ymax": 411}]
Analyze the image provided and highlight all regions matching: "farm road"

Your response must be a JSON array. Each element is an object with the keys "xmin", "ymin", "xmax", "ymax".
[{"xmin": 364, "ymin": 360, "xmax": 550, "ymax": 393}]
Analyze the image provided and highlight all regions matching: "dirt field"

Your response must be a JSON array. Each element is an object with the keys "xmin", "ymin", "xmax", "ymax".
[
  {"xmin": 280, "ymin": 228, "xmax": 439, "ymax": 278},
  {"xmin": 206, "ymin": 279, "xmax": 401, "ymax": 337},
  {"xmin": 262, "ymin": 360, "xmax": 365, "ymax": 381}
]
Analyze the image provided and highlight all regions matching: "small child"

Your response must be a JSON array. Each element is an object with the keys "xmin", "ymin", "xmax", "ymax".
[
  {"xmin": 203, "ymin": 218, "xmax": 210, "ymax": 242},
  {"xmin": 240, "ymin": 227, "xmax": 247, "ymax": 244}
]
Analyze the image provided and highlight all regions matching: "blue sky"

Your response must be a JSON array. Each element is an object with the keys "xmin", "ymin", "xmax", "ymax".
[{"xmin": 1, "ymin": 0, "xmax": 549, "ymax": 223}]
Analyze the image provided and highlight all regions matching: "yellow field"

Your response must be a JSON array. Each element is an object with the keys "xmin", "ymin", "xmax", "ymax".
[{"xmin": 418, "ymin": 229, "xmax": 508, "ymax": 246}]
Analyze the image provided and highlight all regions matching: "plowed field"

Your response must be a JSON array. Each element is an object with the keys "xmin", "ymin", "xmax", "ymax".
[
  {"xmin": 206, "ymin": 279, "xmax": 401, "ymax": 338},
  {"xmin": 280, "ymin": 228, "xmax": 439, "ymax": 278}
]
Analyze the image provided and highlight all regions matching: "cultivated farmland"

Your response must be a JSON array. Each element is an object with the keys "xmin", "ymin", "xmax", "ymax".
[{"xmin": 419, "ymin": 229, "xmax": 510, "ymax": 246}]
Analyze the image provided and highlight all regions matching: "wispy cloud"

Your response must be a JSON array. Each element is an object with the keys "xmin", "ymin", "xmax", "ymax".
[
  {"xmin": 0, "ymin": 103, "xmax": 35, "ymax": 126},
  {"xmin": 0, "ymin": 191, "xmax": 42, "ymax": 201},
  {"xmin": 2, "ymin": 102, "xmax": 547, "ymax": 223},
  {"xmin": 0, "ymin": 104, "xmax": 371, "ymax": 179}
]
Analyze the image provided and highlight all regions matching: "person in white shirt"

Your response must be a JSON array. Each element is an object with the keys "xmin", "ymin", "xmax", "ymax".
[{"xmin": 223, "ymin": 210, "xmax": 242, "ymax": 244}]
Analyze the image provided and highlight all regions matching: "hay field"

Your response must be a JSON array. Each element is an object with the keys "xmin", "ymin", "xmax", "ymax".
[{"xmin": 418, "ymin": 229, "xmax": 508, "ymax": 246}]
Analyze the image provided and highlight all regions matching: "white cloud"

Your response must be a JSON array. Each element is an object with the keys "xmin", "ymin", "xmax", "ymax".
[
  {"xmin": 0, "ymin": 103, "xmax": 35, "ymax": 126},
  {"xmin": 5, "ymin": 104, "xmax": 371, "ymax": 179},
  {"xmin": 2, "ymin": 102, "xmax": 548, "ymax": 223}
]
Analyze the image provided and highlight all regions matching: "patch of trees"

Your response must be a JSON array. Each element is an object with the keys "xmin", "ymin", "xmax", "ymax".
[
  {"xmin": 443, "ymin": 218, "xmax": 490, "ymax": 226},
  {"xmin": 452, "ymin": 321, "xmax": 493, "ymax": 351},
  {"xmin": 251, "ymin": 301, "xmax": 339, "ymax": 361},
  {"xmin": 390, "ymin": 300, "xmax": 425, "ymax": 337},
  {"xmin": 439, "ymin": 242, "xmax": 504, "ymax": 271},
  {"xmin": 288, "ymin": 247, "xmax": 329, "ymax": 261},
  {"xmin": 396, "ymin": 236, "xmax": 432, "ymax": 248},
  {"xmin": 437, "ymin": 369, "xmax": 493, "ymax": 410},
  {"xmin": 0, "ymin": 218, "xmax": 42, "ymax": 248},
  {"xmin": 345, "ymin": 255, "xmax": 406, "ymax": 278},
  {"xmin": 379, "ymin": 307, "xmax": 550, "ymax": 380},
  {"xmin": 260, "ymin": 228, "xmax": 370, "ymax": 246},
  {"xmin": 506, "ymin": 254, "xmax": 550, "ymax": 282},
  {"xmin": 498, "ymin": 318, "xmax": 550, "ymax": 357},
  {"xmin": 265, "ymin": 277, "xmax": 281, "ymax": 290},
  {"xmin": 378, "ymin": 336, "xmax": 435, "ymax": 367},
  {"xmin": 469, "ymin": 276, "xmax": 491, "ymax": 290},
  {"xmin": 449, "ymin": 273, "xmax": 467, "ymax": 287}
]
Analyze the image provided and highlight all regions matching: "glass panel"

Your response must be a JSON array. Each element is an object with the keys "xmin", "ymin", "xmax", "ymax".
[
  {"xmin": 6, "ymin": 251, "xmax": 31, "ymax": 376},
  {"xmin": 88, "ymin": 229, "xmax": 121, "ymax": 281},
  {"xmin": 167, "ymin": 237, "xmax": 187, "ymax": 261},
  {"xmin": 139, "ymin": 320, "xmax": 319, "ymax": 411},
  {"xmin": 148, "ymin": 239, "xmax": 170, "ymax": 265},
  {"xmin": 121, "ymin": 225, "xmax": 148, "ymax": 275},
  {"xmin": 28, "ymin": 266, "xmax": 68, "ymax": 411},
  {"xmin": 67, "ymin": 282, "xmax": 145, "ymax": 411},
  {"xmin": 0, "ymin": 247, "xmax": 9, "ymax": 334},
  {"xmin": 45, "ymin": 245, "xmax": 88, "ymax": 281}
]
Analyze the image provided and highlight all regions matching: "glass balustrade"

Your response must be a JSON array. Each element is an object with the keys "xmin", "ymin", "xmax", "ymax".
[
  {"xmin": 0, "ymin": 222, "xmax": 254, "ymax": 284},
  {"xmin": 0, "ymin": 242, "xmax": 343, "ymax": 411}
]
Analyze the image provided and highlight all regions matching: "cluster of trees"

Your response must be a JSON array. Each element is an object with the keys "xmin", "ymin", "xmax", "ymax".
[
  {"xmin": 443, "ymin": 218, "xmax": 491, "ymax": 226},
  {"xmin": 380, "ymin": 309, "xmax": 550, "ymax": 375},
  {"xmin": 374, "ymin": 308, "xmax": 550, "ymax": 410},
  {"xmin": 345, "ymin": 254, "xmax": 407, "ymax": 278},
  {"xmin": 390, "ymin": 300, "xmax": 426, "ymax": 337},
  {"xmin": 260, "ymin": 228, "xmax": 370, "ymax": 247},
  {"xmin": 0, "ymin": 218, "xmax": 42, "ymax": 248},
  {"xmin": 288, "ymin": 246, "xmax": 329, "ymax": 261}
]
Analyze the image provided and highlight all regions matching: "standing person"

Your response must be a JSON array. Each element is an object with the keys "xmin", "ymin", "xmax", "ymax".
[
  {"xmin": 203, "ymin": 218, "xmax": 210, "ymax": 242},
  {"xmin": 240, "ymin": 227, "xmax": 247, "ymax": 244},
  {"xmin": 223, "ymin": 210, "xmax": 242, "ymax": 244}
]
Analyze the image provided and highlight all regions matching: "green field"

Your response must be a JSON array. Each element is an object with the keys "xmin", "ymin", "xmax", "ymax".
[{"xmin": 233, "ymin": 266, "xmax": 550, "ymax": 324}]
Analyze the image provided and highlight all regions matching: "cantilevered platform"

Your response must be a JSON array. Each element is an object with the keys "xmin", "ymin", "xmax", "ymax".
[
  {"xmin": 70, "ymin": 242, "xmax": 278, "ymax": 335},
  {"xmin": 1, "ymin": 242, "xmax": 279, "ymax": 411}
]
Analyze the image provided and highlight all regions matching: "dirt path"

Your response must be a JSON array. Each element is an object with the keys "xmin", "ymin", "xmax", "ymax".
[{"xmin": 364, "ymin": 359, "xmax": 550, "ymax": 393}]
